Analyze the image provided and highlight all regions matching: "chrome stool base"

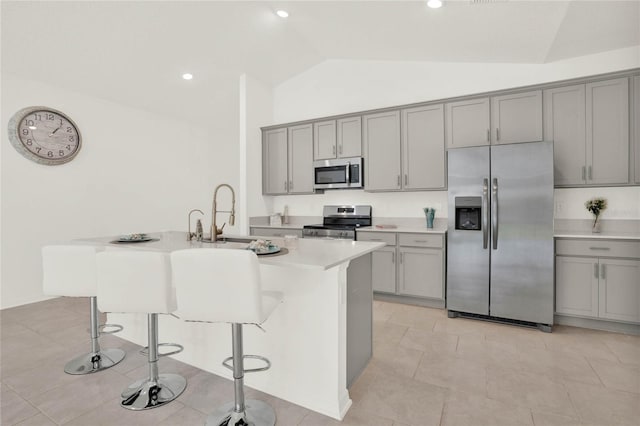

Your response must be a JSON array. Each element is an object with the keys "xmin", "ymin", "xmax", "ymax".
[
  {"xmin": 121, "ymin": 373, "xmax": 186, "ymax": 410},
  {"xmin": 205, "ymin": 399, "xmax": 276, "ymax": 426},
  {"xmin": 64, "ymin": 348, "xmax": 126, "ymax": 375}
]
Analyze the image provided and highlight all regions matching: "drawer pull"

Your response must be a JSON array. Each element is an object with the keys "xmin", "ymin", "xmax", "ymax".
[
  {"xmin": 601, "ymin": 264, "xmax": 606, "ymax": 279},
  {"xmin": 414, "ymin": 240, "xmax": 428, "ymax": 243},
  {"xmin": 594, "ymin": 263, "xmax": 599, "ymax": 278},
  {"xmin": 369, "ymin": 238, "xmax": 382, "ymax": 241},
  {"xmin": 589, "ymin": 247, "xmax": 611, "ymax": 251}
]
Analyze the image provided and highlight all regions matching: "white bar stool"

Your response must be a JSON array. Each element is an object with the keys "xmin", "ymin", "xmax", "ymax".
[
  {"xmin": 171, "ymin": 248, "xmax": 283, "ymax": 426},
  {"xmin": 42, "ymin": 245, "xmax": 126, "ymax": 375},
  {"xmin": 96, "ymin": 250, "xmax": 187, "ymax": 410}
]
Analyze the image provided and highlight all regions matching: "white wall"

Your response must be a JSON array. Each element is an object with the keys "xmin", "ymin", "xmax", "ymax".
[
  {"xmin": 1, "ymin": 73, "xmax": 239, "ymax": 309},
  {"xmin": 266, "ymin": 47, "xmax": 640, "ymax": 220}
]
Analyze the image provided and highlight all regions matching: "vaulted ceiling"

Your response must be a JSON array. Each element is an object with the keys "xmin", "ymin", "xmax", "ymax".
[{"xmin": 2, "ymin": 1, "xmax": 638, "ymax": 123}]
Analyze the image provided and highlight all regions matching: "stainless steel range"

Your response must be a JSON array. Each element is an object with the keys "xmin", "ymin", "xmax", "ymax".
[{"xmin": 302, "ymin": 205, "xmax": 372, "ymax": 240}]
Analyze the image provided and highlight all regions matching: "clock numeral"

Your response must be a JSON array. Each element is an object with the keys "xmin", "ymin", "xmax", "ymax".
[
  {"xmin": 26, "ymin": 139, "xmax": 33, "ymax": 146},
  {"xmin": 35, "ymin": 147, "xmax": 42, "ymax": 153},
  {"xmin": 66, "ymin": 145, "xmax": 71, "ymax": 150},
  {"xmin": 58, "ymin": 150, "xmax": 65, "ymax": 157},
  {"xmin": 33, "ymin": 114, "xmax": 42, "ymax": 121},
  {"xmin": 46, "ymin": 113, "xmax": 54, "ymax": 120},
  {"xmin": 68, "ymin": 136, "xmax": 75, "ymax": 142},
  {"xmin": 25, "ymin": 119, "xmax": 34, "ymax": 126},
  {"xmin": 22, "ymin": 129, "xmax": 29, "ymax": 136},
  {"xmin": 66, "ymin": 127, "xmax": 72, "ymax": 133},
  {"xmin": 47, "ymin": 151, "xmax": 53, "ymax": 157}
]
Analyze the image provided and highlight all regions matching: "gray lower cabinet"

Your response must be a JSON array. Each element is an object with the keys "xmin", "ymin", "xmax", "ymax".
[
  {"xmin": 363, "ymin": 110, "xmax": 402, "ymax": 191},
  {"xmin": 545, "ymin": 77, "xmax": 630, "ymax": 186},
  {"xmin": 249, "ymin": 227, "xmax": 303, "ymax": 238},
  {"xmin": 555, "ymin": 239, "xmax": 640, "ymax": 324},
  {"xmin": 358, "ymin": 231, "xmax": 445, "ymax": 303}
]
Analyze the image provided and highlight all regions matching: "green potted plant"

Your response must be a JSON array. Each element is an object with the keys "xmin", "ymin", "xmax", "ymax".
[{"xmin": 585, "ymin": 197, "xmax": 607, "ymax": 233}]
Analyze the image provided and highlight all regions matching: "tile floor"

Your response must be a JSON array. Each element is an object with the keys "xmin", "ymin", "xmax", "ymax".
[{"xmin": 1, "ymin": 297, "xmax": 639, "ymax": 426}]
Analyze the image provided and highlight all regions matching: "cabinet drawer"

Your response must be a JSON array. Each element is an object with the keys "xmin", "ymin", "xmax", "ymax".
[
  {"xmin": 556, "ymin": 239, "xmax": 640, "ymax": 259},
  {"xmin": 357, "ymin": 231, "xmax": 396, "ymax": 246},
  {"xmin": 398, "ymin": 233, "xmax": 443, "ymax": 248},
  {"xmin": 250, "ymin": 227, "xmax": 302, "ymax": 238}
]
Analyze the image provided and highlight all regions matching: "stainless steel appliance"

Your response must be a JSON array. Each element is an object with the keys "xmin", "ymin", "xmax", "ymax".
[
  {"xmin": 447, "ymin": 141, "xmax": 554, "ymax": 331},
  {"xmin": 302, "ymin": 205, "xmax": 372, "ymax": 240},
  {"xmin": 313, "ymin": 157, "xmax": 363, "ymax": 190}
]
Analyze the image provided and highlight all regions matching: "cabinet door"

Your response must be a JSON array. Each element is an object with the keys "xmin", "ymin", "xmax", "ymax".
[
  {"xmin": 491, "ymin": 90, "xmax": 542, "ymax": 145},
  {"xmin": 634, "ymin": 75, "xmax": 640, "ymax": 184},
  {"xmin": 555, "ymin": 256, "xmax": 599, "ymax": 318},
  {"xmin": 263, "ymin": 128, "xmax": 288, "ymax": 195},
  {"xmin": 445, "ymin": 97, "xmax": 490, "ymax": 149},
  {"xmin": 372, "ymin": 247, "xmax": 396, "ymax": 294},
  {"xmin": 398, "ymin": 247, "xmax": 443, "ymax": 299},
  {"xmin": 313, "ymin": 120, "xmax": 336, "ymax": 160},
  {"xmin": 544, "ymin": 84, "xmax": 587, "ymax": 186},
  {"xmin": 337, "ymin": 116, "xmax": 362, "ymax": 158},
  {"xmin": 598, "ymin": 259, "xmax": 640, "ymax": 323},
  {"xmin": 288, "ymin": 124, "xmax": 314, "ymax": 194},
  {"xmin": 587, "ymin": 78, "xmax": 629, "ymax": 185},
  {"xmin": 363, "ymin": 110, "xmax": 401, "ymax": 191},
  {"xmin": 402, "ymin": 104, "xmax": 445, "ymax": 190}
]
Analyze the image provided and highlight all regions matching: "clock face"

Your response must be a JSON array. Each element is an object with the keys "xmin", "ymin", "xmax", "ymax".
[{"xmin": 8, "ymin": 106, "xmax": 81, "ymax": 165}]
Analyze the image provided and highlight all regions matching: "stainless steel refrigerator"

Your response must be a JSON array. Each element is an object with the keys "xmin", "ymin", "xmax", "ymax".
[{"xmin": 446, "ymin": 141, "xmax": 554, "ymax": 331}]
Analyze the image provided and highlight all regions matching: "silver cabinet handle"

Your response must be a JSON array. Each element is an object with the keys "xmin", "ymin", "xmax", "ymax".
[
  {"xmin": 333, "ymin": 145, "xmax": 336, "ymax": 156},
  {"xmin": 594, "ymin": 263, "xmax": 599, "ymax": 278},
  {"xmin": 289, "ymin": 180, "xmax": 293, "ymax": 190},
  {"xmin": 589, "ymin": 247, "xmax": 611, "ymax": 251},
  {"xmin": 284, "ymin": 181, "xmax": 287, "ymax": 191},
  {"xmin": 588, "ymin": 166, "xmax": 592, "ymax": 180},
  {"xmin": 339, "ymin": 145, "xmax": 343, "ymax": 155},
  {"xmin": 496, "ymin": 128, "xmax": 500, "ymax": 141},
  {"xmin": 391, "ymin": 252, "xmax": 395, "ymax": 264},
  {"xmin": 400, "ymin": 253, "xmax": 404, "ymax": 264},
  {"xmin": 346, "ymin": 161, "xmax": 351, "ymax": 185},
  {"xmin": 482, "ymin": 178, "xmax": 489, "ymax": 249},
  {"xmin": 601, "ymin": 263, "xmax": 606, "ymax": 279},
  {"xmin": 414, "ymin": 240, "xmax": 428, "ymax": 243},
  {"xmin": 369, "ymin": 238, "xmax": 382, "ymax": 241},
  {"xmin": 397, "ymin": 175, "xmax": 401, "ymax": 187},
  {"xmin": 582, "ymin": 166, "xmax": 586, "ymax": 181},
  {"xmin": 492, "ymin": 178, "xmax": 499, "ymax": 250},
  {"xmin": 404, "ymin": 174, "xmax": 408, "ymax": 186},
  {"xmin": 486, "ymin": 129, "xmax": 490, "ymax": 142}
]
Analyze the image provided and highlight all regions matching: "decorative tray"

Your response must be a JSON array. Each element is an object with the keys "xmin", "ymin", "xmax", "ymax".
[
  {"xmin": 247, "ymin": 239, "xmax": 281, "ymax": 255},
  {"xmin": 114, "ymin": 233, "xmax": 153, "ymax": 243}
]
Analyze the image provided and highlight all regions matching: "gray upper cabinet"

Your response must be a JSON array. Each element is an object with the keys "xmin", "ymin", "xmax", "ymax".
[
  {"xmin": 363, "ymin": 110, "xmax": 402, "ymax": 191},
  {"xmin": 490, "ymin": 90, "xmax": 542, "ymax": 145},
  {"xmin": 401, "ymin": 104, "xmax": 446, "ymax": 190},
  {"xmin": 587, "ymin": 77, "xmax": 629, "ymax": 185},
  {"xmin": 288, "ymin": 124, "xmax": 314, "ymax": 194},
  {"xmin": 635, "ymin": 75, "xmax": 640, "ymax": 184},
  {"xmin": 337, "ymin": 116, "xmax": 362, "ymax": 158},
  {"xmin": 313, "ymin": 120, "xmax": 336, "ymax": 160},
  {"xmin": 546, "ymin": 77, "xmax": 630, "ymax": 187},
  {"xmin": 544, "ymin": 84, "xmax": 587, "ymax": 186},
  {"xmin": 314, "ymin": 117, "xmax": 362, "ymax": 161},
  {"xmin": 263, "ymin": 128, "xmax": 288, "ymax": 195},
  {"xmin": 445, "ymin": 97, "xmax": 490, "ymax": 149},
  {"xmin": 262, "ymin": 125, "xmax": 313, "ymax": 195}
]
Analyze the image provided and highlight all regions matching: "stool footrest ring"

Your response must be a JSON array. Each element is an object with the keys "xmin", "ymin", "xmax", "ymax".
[
  {"xmin": 139, "ymin": 343, "xmax": 184, "ymax": 358},
  {"xmin": 99, "ymin": 323, "xmax": 124, "ymax": 335},
  {"xmin": 222, "ymin": 355, "xmax": 271, "ymax": 373}
]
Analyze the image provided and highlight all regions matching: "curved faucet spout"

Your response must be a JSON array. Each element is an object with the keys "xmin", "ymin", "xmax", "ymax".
[{"xmin": 211, "ymin": 184, "xmax": 236, "ymax": 242}]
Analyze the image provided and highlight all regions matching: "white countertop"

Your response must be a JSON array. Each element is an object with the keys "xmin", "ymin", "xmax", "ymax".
[
  {"xmin": 76, "ymin": 231, "xmax": 385, "ymax": 271},
  {"xmin": 554, "ymin": 231, "xmax": 640, "ymax": 241}
]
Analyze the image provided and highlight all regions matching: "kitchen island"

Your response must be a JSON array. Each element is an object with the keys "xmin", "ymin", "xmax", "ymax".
[{"xmin": 75, "ymin": 231, "xmax": 385, "ymax": 419}]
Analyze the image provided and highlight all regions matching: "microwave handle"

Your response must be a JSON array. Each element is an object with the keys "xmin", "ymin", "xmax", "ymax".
[{"xmin": 345, "ymin": 161, "xmax": 351, "ymax": 185}]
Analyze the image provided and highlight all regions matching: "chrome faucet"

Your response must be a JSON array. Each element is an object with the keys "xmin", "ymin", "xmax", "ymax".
[{"xmin": 211, "ymin": 184, "xmax": 236, "ymax": 242}]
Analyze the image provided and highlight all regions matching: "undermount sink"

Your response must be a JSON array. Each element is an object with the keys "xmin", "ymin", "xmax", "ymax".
[{"xmin": 199, "ymin": 236, "xmax": 254, "ymax": 244}]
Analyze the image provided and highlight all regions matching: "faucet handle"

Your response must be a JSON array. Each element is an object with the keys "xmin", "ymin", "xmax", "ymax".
[{"xmin": 215, "ymin": 223, "xmax": 226, "ymax": 235}]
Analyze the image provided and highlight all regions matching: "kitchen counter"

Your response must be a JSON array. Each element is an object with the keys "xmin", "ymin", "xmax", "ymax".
[
  {"xmin": 73, "ymin": 230, "xmax": 384, "ymax": 420},
  {"xmin": 554, "ymin": 219, "xmax": 640, "ymax": 240},
  {"xmin": 554, "ymin": 231, "xmax": 640, "ymax": 240}
]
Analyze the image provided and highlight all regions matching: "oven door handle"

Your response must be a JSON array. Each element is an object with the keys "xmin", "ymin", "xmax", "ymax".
[{"xmin": 345, "ymin": 162, "xmax": 351, "ymax": 186}]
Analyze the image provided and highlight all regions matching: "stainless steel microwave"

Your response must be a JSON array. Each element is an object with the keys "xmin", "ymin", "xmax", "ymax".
[{"xmin": 313, "ymin": 157, "xmax": 363, "ymax": 190}]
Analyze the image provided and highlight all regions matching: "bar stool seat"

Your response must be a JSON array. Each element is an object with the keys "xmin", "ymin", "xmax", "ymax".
[
  {"xmin": 97, "ymin": 250, "xmax": 186, "ymax": 410},
  {"xmin": 172, "ymin": 248, "xmax": 283, "ymax": 426},
  {"xmin": 42, "ymin": 245, "xmax": 125, "ymax": 375}
]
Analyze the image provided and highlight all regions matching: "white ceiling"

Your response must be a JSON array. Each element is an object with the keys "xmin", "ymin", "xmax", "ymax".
[{"xmin": 2, "ymin": 1, "xmax": 638, "ymax": 124}]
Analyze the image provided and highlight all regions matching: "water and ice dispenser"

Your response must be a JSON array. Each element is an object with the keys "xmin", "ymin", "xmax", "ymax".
[{"xmin": 455, "ymin": 197, "xmax": 481, "ymax": 231}]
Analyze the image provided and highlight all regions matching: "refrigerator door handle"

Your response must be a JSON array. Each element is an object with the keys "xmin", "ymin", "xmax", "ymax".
[
  {"xmin": 482, "ymin": 178, "xmax": 489, "ymax": 249},
  {"xmin": 492, "ymin": 178, "xmax": 499, "ymax": 250}
]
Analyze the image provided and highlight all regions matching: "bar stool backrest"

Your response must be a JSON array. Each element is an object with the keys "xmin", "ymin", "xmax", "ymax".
[
  {"xmin": 42, "ymin": 245, "xmax": 103, "ymax": 297},
  {"xmin": 171, "ymin": 248, "xmax": 265, "ymax": 324},
  {"xmin": 96, "ymin": 250, "xmax": 176, "ymax": 314}
]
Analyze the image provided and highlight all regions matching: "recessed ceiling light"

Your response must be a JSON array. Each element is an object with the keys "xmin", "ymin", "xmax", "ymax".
[
  {"xmin": 276, "ymin": 10, "xmax": 289, "ymax": 18},
  {"xmin": 427, "ymin": 0, "xmax": 443, "ymax": 8},
  {"xmin": 182, "ymin": 73, "xmax": 193, "ymax": 80}
]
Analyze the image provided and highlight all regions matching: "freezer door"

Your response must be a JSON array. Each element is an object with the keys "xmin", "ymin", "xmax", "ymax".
[
  {"xmin": 447, "ymin": 146, "xmax": 490, "ymax": 315},
  {"xmin": 489, "ymin": 141, "xmax": 554, "ymax": 325}
]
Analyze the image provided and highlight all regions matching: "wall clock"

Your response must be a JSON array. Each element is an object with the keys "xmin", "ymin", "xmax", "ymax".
[{"xmin": 8, "ymin": 106, "xmax": 82, "ymax": 165}]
